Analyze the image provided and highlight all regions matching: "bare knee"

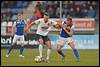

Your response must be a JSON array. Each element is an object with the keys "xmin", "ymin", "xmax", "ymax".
[
  {"xmin": 39, "ymin": 39, "xmax": 44, "ymax": 45},
  {"xmin": 69, "ymin": 42, "xmax": 75, "ymax": 50},
  {"xmin": 56, "ymin": 44, "xmax": 62, "ymax": 51}
]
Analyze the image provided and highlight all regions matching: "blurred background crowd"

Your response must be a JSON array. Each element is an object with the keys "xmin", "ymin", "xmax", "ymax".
[{"xmin": 1, "ymin": 1, "xmax": 99, "ymax": 22}]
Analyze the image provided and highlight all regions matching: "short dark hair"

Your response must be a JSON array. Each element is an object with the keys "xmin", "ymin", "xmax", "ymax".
[
  {"xmin": 44, "ymin": 12, "xmax": 49, "ymax": 16},
  {"xmin": 17, "ymin": 13, "xmax": 22, "ymax": 16},
  {"xmin": 67, "ymin": 17, "xmax": 72, "ymax": 21}
]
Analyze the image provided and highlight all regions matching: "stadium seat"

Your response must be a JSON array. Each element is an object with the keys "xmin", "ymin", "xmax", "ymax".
[
  {"xmin": 22, "ymin": 2, "xmax": 29, "ymax": 7},
  {"xmin": 16, "ymin": 1, "xmax": 23, "ymax": 8},
  {"xmin": 11, "ymin": 9, "xmax": 18, "ymax": 14}
]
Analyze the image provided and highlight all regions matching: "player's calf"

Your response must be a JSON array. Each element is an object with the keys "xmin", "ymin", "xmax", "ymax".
[
  {"xmin": 6, "ymin": 43, "xmax": 15, "ymax": 57},
  {"xmin": 69, "ymin": 42, "xmax": 80, "ymax": 62}
]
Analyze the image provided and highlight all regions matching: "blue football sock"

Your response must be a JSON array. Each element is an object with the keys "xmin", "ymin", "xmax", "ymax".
[
  {"xmin": 57, "ymin": 50, "xmax": 65, "ymax": 57},
  {"xmin": 20, "ymin": 47, "xmax": 24, "ymax": 55},
  {"xmin": 73, "ymin": 49, "xmax": 80, "ymax": 60},
  {"xmin": 7, "ymin": 44, "xmax": 13, "ymax": 55}
]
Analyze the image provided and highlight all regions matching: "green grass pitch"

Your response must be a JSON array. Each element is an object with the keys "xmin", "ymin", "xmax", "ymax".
[{"xmin": 1, "ymin": 48, "xmax": 99, "ymax": 66}]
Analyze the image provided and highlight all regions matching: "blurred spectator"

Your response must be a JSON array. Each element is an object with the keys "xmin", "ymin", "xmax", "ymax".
[
  {"xmin": 1, "ymin": 1, "xmax": 31, "ymax": 21},
  {"xmin": 35, "ymin": 2, "xmax": 41, "ymax": 10},
  {"xmin": 40, "ymin": 2, "xmax": 46, "ymax": 14},
  {"xmin": 62, "ymin": 12, "xmax": 66, "ymax": 18},
  {"xmin": 87, "ymin": 1, "xmax": 93, "ymax": 8},
  {"xmin": 95, "ymin": 9, "xmax": 99, "ymax": 21},
  {"xmin": 62, "ymin": 9, "xmax": 68, "ymax": 18},
  {"xmin": 92, "ymin": 1, "xmax": 96, "ymax": 9},
  {"xmin": 82, "ymin": 9, "xmax": 88, "ymax": 18},
  {"xmin": 46, "ymin": 1, "xmax": 52, "ymax": 10},
  {"xmin": 56, "ymin": 7, "xmax": 60, "ymax": 18},
  {"xmin": 95, "ymin": 13, "xmax": 99, "ymax": 21},
  {"xmin": 75, "ymin": 7, "xmax": 82, "ymax": 18},
  {"xmin": 63, "ymin": 1, "xmax": 68, "ymax": 9},
  {"xmin": 75, "ymin": 1, "xmax": 82, "ymax": 8},
  {"xmin": 30, "ymin": 15, "xmax": 36, "ymax": 23},
  {"xmin": 11, "ymin": 14, "xmax": 17, "ymax": 21},
  {"xmin": 2, "ymin": 1, "xmax": 9, "ymax": 8},
  {"xmin": 67, "ymin": 1, "xmax": 75, "ymax": 9},
  {"xmin": 34, "ymin": 7, "xmax": 42, "ymax": 20},
  {"xmin": 47, "ymin": 7, "xmax": 54, "ymax": 18},
  {"xmin": 54, "ymin": 1, "xmax": 59, "ymax": 8},
  {"xmin": 61, "ymin": 1, "xmax": 98, "ymax": 19},
  {"xmin": 62, "ymin": 1, "xmax": 67, "ymax": 8},
  {"xmin": 68, "ymin": 8, "xmax": 76, "ymax": 18},
  {"xmin": 2, "ymin": 13, "xmax": 7, "ymax": 21},
  {"xmin": 81, "ymin": 3, "xmax": 88, "ymax": 12},
  {"xmin": 1, "ymin": 1, "xmax": 99, "ymax": 21},
  {"xmin": 87, "ymin": 6, "xmax": 96, "ymax": 18},
  {"xmin": 1, "ymin": 15, "xmax": 3, "ymax": 22}
]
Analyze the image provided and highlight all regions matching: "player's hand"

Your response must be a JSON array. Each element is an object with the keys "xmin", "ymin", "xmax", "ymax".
[{"xmin": 54, "ymin": 23, "xmax": 62, "ymax": 29}]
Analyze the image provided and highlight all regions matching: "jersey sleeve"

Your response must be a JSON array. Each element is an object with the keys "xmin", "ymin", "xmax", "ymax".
[
  {"xmin": 50, "ymin": 20, "xmax": 57, "ymax": 25},
  {"xmin": 34, "ymin": 19, "xmax": 41, "ymax": 25}
]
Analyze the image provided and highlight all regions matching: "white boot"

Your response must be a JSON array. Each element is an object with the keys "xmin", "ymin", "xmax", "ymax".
[{"xmin": 19, "ymin": 55, "xmax": 24, "ymax": 58}]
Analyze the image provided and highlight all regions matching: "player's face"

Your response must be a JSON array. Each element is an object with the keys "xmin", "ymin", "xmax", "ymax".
[
  {"xmin": 18, "ymin": 15, "xmax": 22, "ymax": 21},
  {"xmin": 67, "ymin": 19, "xmax": 72, "ymax": 23},
  {"xmin": 44, "ymin": 15, "xmax": 49, "ymax": 23}
]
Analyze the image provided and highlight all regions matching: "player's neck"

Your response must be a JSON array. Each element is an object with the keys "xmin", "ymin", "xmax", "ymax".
[
  {"xmin": 66, "ymin": 21, "xmax": 72, "ymax": 24},
  {"xmin": 44, "ymin": 19, "xmax": 48, "ymax": 23},
  {"xmin": 18, "ymin": 19, "xmax": 22, "ymax": 22}
]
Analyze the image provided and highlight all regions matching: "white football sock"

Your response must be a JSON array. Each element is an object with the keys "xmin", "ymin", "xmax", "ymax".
[
  {"xmin": 39, "ymin": 44, "xmax": 43, "ymax": 57},
  {"xmin": 46, "ymin": 49, "xmax": 51, "ymax": 60}
]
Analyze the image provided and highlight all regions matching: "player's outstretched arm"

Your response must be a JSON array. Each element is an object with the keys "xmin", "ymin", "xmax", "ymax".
[
  {"xmin": 25, "ymin": 19, "xmax": 41, "ymax": 32},
  {"xmin": 25, "ymin": 22, "xmax": 35, "ymax": 32},
  {"xmin": 53, "ymin": 22, "xmax": 62, "ymax": 29}
]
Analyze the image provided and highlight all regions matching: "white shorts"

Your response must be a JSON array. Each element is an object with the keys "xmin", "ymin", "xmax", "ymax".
[
  {"xmin": 56, "ymin": 36, "xmax": 73, "ymax": 46},
  {"xmin": 13, "ymin": 34, "xmax": 25, "ymax": 45}
]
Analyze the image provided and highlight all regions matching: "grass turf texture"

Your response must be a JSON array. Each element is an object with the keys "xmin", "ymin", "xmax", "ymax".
[{"xmin": 1, "ymin": 48, "xmax": 99, "ymax": 66}]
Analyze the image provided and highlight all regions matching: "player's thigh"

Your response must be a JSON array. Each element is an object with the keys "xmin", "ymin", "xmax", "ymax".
[
  {"xmin": 67, "ymin": 37, "xmax": 75, "ymax": 49},
  {"xmin": 56, "ymin": 37, "xmax": 66, "ymax": 47},
  {"xmin": 56, "ymin": 37, "xmax": 66, "ymax": 50},
  {"xmin": 19, "ymin": 35, "xmax": 25, "ymax": 46},
  {"xmin": 38, "ymin": 35, "xmax": 44, "ymax": 45},
  {"xmin": 12, "ymin": 35, "xmax": 19, "ymax": 45},
  {"xmin": 44, "ymin": 36, "xmax": 51, "ymax": 49},
  {"xmin": 56, "ymin": 44, "xmax": 63, "ymax": 50}
]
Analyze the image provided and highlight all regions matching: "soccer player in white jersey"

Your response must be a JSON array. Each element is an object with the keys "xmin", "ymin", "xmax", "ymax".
[
  {"xmin": 6, "ymin": 14, "xmax": 27, "ymax": 58},
  {"xmin": 25, "ymin": 13, "xmax": 59, "ymax": 62},
  {"xmin": 56, "ymin": 17, "xmax": 80, "ymax": 62}
]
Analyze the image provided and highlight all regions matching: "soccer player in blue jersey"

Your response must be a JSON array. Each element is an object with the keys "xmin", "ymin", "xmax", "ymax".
[
  {"xmin": 6, "ymin": 14, "xmax": 27, "ymax": 58},
  {"xmin": 56, "ymin": 17, "xmax": 80, "ymax": 62}
]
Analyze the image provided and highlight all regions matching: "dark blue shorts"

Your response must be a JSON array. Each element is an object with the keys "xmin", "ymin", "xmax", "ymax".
[{"xmin": 36, "ymin": 34, "xmax": 50, "ymax": 42}]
